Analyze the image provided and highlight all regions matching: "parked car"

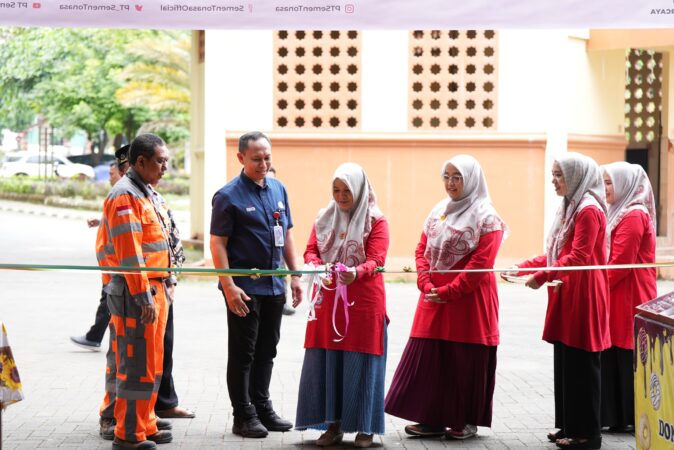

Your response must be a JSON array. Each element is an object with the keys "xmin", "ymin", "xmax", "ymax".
[
  {"xmin": 66, "ymin": 153, "xmax": 116, "ymax": 167},
  {"xmin": 0, "ymin": 152, "xmax": 95, "ymax": 179},
  {"xmin": 67, "ymin": 153, "xmax": 117, "ymax": 182}
]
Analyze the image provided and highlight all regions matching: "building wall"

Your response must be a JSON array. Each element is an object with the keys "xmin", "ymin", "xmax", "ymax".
[
  {"xmin": 198, "ymin": 30, "xmax": 274, "ymax": 256},
  {"xmin": 361, "ymin": 31, "xmax": 408, "ymax": 132},
  {"xmin": 193, "ymin": 29, "xmax": 674, "ymax": 269},
  {"xmin": 223, "ymin": 133, "xmax": 546, "ymax": 269},
  {"xmin": 568, "ymin": 46, "xmax": 625, "ymax": 136}
]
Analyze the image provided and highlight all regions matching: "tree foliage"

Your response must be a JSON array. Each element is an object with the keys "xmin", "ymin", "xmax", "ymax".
[
  {"xmin": 116, "ymin": 30, "xmax": 191, "ymax": 143},
  {"xmin": 0, "ymin": 27, "xmax": 187, "ymax": 154}
]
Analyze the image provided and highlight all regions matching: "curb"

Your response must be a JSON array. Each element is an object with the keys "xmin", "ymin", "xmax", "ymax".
[{"xmin": 0, "ymin": 201, "xmax": 94, "ymax": 222}]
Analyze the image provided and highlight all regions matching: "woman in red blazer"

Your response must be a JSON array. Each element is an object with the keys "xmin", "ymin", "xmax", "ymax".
[
  {"xmin": 600, "ymin": 162, "xmax": 656, "ymax": 433},
  {"xmin": 295, "ymin": 162, "xmax": 389, "ymax": 449},
  {"xmin": 508, "ymin": 153, "xmax": 609, "ymax": 449},
  {"xmin": 385, "ymin": 155, "xmax": 508, "ymax": 441}
]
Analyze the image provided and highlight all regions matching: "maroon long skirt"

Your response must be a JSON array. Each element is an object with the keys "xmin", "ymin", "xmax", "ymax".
[{"xmin": 384, "ymin": 337, "xmax": 497, "ymax": 430}]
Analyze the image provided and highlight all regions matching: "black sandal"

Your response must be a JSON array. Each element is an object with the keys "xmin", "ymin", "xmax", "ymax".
[
  {"xmin": 556, "ymin": 436, "xmax": 601, "ymax": 449},
  {"xmin": 403, "ymin": 423, "xmax": 445, "ymax": 437},
  {"xmin": 547, "ymin": 430, "xmax": 565, "ymax": 442}
]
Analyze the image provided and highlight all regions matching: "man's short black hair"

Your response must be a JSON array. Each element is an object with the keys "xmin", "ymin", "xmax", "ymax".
[
  {"xmin": 130, "ymin": 134, "xmax": 165, "ymax": 164},
  {"xmin": 238, "ymin": 131, "xmax": 270, "ymax": 153}
]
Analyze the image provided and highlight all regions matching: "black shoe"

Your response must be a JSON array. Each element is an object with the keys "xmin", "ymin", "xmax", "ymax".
[
  {"xmin": 70, "ymin": 335, "xmax": 101, "ymax": 351},
  {"xmin": 607, "ymin": 425, "xmax": 634, "ymax": 433},
  {"xmin": 147, "ymin": 430, "xmax": 173, "ymax": 444},
  {"xmin": 232, "ymin": 415, "xmax": 269, "ymax": 438},
  {"xmin": 258, "ymin": 410, "xmax": 293, "ymax": 432},
  {"xmin": 112, "ymin": 437, "xmax": 157, "ymax": 450},
  {"xmin": 282, "ymin": 303, "xmax": 296, "ymax": 315},
  {"xmin": 156, "ymin": 419, "xmax": 172, "ymax": 431},
  {"xmin": 404, "ymin": 423, "xmax": 445, "ymax": 437}
]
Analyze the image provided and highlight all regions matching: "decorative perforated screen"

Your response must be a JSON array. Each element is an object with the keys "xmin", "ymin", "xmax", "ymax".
[
  {"xmin": 273, "ymin": 30, "xmax": 361, "ymax": 130},
  {"xmin": 409, "ymin": 30, "xmax": 498, "ymax": 131},
  {"xmin": 625, "ymin": 49, "xmax": 662, "ymax": 145}
]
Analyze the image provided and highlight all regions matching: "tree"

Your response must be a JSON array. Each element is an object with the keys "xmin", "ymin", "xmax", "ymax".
[
  {"xmin": 115, "ymin": 30, "xmax": 191, "ymax": 144},
  {"xmin": 0, "ymin": 27, "xmax": 56, "ymax": 131},
  {"xmin": 0, "ymin": 27, "xmax": 153, "ymax": 155}
]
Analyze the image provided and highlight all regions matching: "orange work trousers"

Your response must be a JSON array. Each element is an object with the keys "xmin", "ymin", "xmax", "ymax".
[{"xmin": 100, "ymin": 278, "xmax": 168, "ymax": 442}]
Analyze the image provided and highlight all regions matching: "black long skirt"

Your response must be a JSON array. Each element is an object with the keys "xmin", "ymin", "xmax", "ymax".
[
  {"xmin": 553, "ymin": 342, "xmax": 601, "ymax": 439},
  {"xmin": 600, "ymin": 346, "xmax": 634, "ymax": 429},
  {"xmin": 384, "ymin": 337, "xmax": 497, "ymax": 430}
]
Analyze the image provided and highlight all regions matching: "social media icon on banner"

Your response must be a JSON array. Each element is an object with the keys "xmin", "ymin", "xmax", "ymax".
[
  {"xmin": 345, "ymin": 4, "xmax": 354, "ymax": 13},
  {"xmin": 32, "ymin": 2, "xmax": 41, "ymax": 8},
  {"xmin": 135, "ymin": 4, "xmax": 143, "ymax": 11}
]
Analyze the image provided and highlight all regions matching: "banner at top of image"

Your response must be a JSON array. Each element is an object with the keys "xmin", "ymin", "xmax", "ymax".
[{"xmin": 0, "ymin": 0, "xmax": 668, "ymax": 29}]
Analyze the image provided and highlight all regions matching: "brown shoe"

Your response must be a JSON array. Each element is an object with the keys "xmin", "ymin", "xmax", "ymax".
[
  {"xmin": 354, "ymin": 433, "xmax": 373, "ymax": 448},
  {"xmin": 155, "ymin": 406, "xmax": 195, "ymax": 419},
  {"xmin": 316, "ymin": 423, "xmax": 344, "ymax": 446},
  {"xmin": 147, "ymin": 430, "xmax": 173, "ymax": 444},
  {"xmin": 112, "ymin": 437, "xmax": 157, "ymax": 450}
]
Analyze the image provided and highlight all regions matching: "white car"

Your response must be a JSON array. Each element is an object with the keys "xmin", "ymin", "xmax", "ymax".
[{"xmin": 0, "ymin": 152, "xmax": 95, "ymax": 180}]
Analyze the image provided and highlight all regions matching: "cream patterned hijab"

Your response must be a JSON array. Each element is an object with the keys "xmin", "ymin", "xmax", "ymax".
[
  {"xmin": 423, "ymin": 154, "xmax": 508, "ymax": 270},
  {"xmin": 546, "ymin": 152, "xmax": 607, "ymax": 265},
  {"xmin": 601, "ymin": 161, "xmax": 656, "ymax": 236},
  {"xmin": 314, "ymin": 163, "xmax": 383, "ymax": 267}
]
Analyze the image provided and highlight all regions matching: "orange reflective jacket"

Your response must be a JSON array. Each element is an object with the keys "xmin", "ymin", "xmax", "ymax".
[{"xmin": 98, "ymin": 169, "xmax": 170, "ymax": 305}]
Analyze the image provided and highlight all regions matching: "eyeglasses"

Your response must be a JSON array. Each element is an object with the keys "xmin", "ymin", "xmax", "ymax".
[{"xmin": 442, "ymin": 174, "xmax": 463, "ymax": 183}]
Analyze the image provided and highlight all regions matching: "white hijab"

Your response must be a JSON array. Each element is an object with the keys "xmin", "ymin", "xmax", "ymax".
[
  {"xmin": 314, "ymin": 163, "xmax": 383, "ymax": 267},
  {"xmin": 546, "ymin": 152, "xmax": 608, "ymax": 265},
  {"xmin": 601, "ymin": 161, "xmax": 656, "ymax": 236},
  {"xmin": 423, "ymin": 154, "xmax": 508, "ymax": 270}
]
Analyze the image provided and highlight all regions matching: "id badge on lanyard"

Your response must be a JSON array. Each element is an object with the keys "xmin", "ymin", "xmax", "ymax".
[{"xmin": 273, "ymin": 211, "xmax": 284, "ymax": 247}]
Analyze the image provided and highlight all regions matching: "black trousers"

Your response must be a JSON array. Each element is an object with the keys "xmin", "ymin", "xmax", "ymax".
[
  {"xmin": 553, "ymin": 342, "xmax": 601, "ymax": 439},
  {"xmin": 88, "ymin": 287, "xmax": 179, "ymax": 410},
  {"xmin": 155, "ymin": 303, "xmax": 179, "ymax": 410},
  {"xmin": 85, "ymin": 288, "xmax": 111, "ymax": 343},
  {"xmin": 226, "ymin": 294, "xmax": 285, "ymax": 417},
  {"xmin": 600, "ymin": 346, "xmax": 634, "ymax": 428}
]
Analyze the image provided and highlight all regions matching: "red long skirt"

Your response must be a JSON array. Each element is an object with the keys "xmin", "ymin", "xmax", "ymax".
[{"xmin": 385, "ymin": 337, "xmax": 497, "ymax": 430}]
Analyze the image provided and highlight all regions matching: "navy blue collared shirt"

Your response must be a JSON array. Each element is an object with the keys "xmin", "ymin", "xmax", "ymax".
[{"xmin": 210, "ymin": 170, "xmax": 293, "ymax": 296}]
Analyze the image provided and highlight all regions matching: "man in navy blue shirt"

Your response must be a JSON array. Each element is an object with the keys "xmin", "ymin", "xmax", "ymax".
[{"xmin": 210, "ymin": 131, "xmax": 303, "ymax": 438}]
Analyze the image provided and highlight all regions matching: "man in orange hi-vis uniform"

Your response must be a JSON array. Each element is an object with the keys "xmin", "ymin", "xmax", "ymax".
[{"xmin": 98, "ymin": 134, "xmax": 174, "ymax": 450}]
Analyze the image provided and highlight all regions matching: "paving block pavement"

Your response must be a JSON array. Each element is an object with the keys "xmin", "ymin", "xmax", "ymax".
[
  {"xmin": 0, "ymin": 271, "xmax": 659, "ymax": 449},
  {"xmin": 0, "ymin": 203, "xmax": 661, "ymax": 449}
]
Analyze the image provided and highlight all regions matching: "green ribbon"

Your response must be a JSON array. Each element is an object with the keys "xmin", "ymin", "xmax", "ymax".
[{"xmin": 0, "ymin": 263, "xmax": 327, "ymax": 277}]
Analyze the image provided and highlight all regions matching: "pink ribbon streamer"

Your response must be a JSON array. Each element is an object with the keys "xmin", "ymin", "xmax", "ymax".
[{"xmin": 331, "ymin": 263, "xmax": 355, "ymax": 342}]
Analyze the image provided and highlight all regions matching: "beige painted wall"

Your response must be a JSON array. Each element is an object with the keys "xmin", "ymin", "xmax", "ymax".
[
  {"xmin": 568, "ymin": 134, "xmax": 629, "ymax": 165},
  {"xmin": 222, "ymin": 133, "xmax": 547, "ymax": 270},
  {"xmin": 569, "ymin": 46, "xmax": 626, "ymax": 136},
  {"xmin": 589, "ymin": 30, "xmax": 674, "ymax": 51}
]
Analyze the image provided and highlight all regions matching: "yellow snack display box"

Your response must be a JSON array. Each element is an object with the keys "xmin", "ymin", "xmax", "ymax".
[{"xmin": 634, "ymin": 292, "xmax": 674, "ymax": 450}]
